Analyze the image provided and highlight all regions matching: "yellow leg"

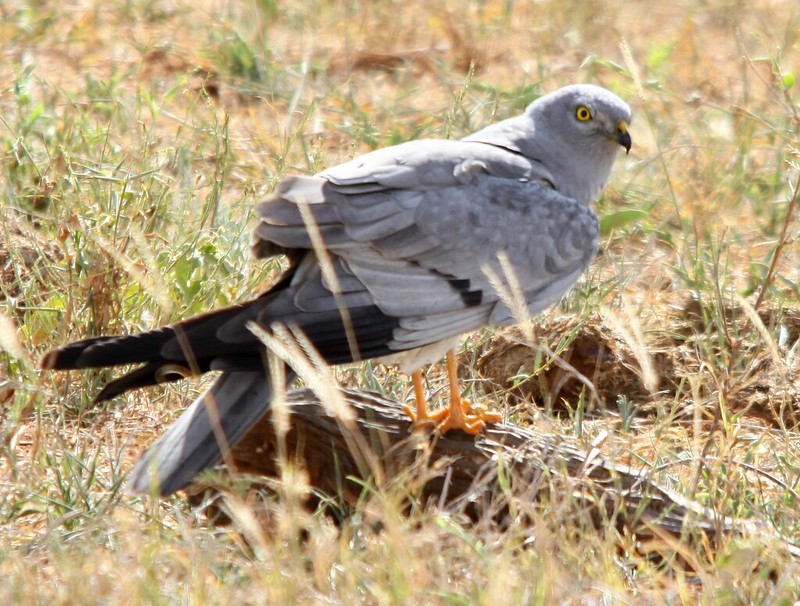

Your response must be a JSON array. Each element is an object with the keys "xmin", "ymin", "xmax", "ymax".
[
  {"xmin": 403, "ymin": 370, "xmax": 437, "ymax": 425},
  {"xmin": 433, "ymin": 350, "xmax": 502, "ymax": 434},
  {"xmin": 402, "ymin": 350, "xmax": 502, "ymax": 434},
  {"xmin": 412, "ymin": 371, "xmax": 428, "ymax": 419}
]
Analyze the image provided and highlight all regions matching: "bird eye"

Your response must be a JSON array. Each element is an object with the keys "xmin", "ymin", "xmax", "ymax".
[{"xmin": 575, "ymin": 106, "xmax": 592, "ymax": 121}]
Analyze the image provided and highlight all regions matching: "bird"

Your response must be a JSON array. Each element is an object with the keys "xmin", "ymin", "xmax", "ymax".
[{"xmin": 40, "ymin": 84, "xmax": 632, "ymax": 496}]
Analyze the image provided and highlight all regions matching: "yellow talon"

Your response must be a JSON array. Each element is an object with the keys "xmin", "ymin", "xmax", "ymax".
[{"xmin": 403, "ymin": 351, "xmax": 501, "ymax": 435}]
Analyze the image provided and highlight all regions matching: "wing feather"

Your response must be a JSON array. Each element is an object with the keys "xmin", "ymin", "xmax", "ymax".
[{"xmin": 251, "ymin": 140, "xmax": 598, "ymax": 359}]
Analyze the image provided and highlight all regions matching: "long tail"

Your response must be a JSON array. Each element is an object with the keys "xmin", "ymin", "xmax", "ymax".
[
  {"xmin": 127, "ymin": 370, "xmax": 291, "ymax": 495},
  {"xmin": 40, "ymin": 278, "xmax": 397, "ymax": 404},
  {"xmin": 39, "ymin": 301, "xmax": 267, "ymax": 403},
  {"xmin": 40, "ymin": 262, "xmax": 399, "ymax": 495}
]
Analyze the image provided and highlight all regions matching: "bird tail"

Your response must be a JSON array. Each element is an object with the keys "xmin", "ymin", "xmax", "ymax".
[
  {"xmin": 38, "ymin": 302, "xmax": 266, "ymax": 403},
  {"xmin": 126, "ymin": 369, "xmax": 291, "ymax": 496}
]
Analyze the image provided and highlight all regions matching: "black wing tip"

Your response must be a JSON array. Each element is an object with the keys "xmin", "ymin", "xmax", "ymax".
[
  {"xmin": 93, "ymin": 382, "xmax": 122, "ymax": 404},
  {"xmin": 39, "ymin": 344, "xmax": 88, "ymax": 370},
  {"xmin": 39, "ymin": 349, "xmax": 59, "ymax": 370},
  {"xmin": 38, "ymin": 334, "xmax": 126, "ymax": 370}
]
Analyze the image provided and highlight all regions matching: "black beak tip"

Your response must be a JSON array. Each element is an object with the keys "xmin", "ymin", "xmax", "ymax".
[{"xmin": 618, "ymin": 131, "xmax": 632, "ymax": 154}]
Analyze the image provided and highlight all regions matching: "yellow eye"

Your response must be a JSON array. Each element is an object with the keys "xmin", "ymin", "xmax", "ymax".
[{"xmin": 575, "ymin": 106, "xmax": 592, "ymax": 121}]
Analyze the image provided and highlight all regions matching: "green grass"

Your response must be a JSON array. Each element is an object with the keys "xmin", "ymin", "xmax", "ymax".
[{"xmin": 2, "ymin": 0, "xmax": 800, "ymax": 603}]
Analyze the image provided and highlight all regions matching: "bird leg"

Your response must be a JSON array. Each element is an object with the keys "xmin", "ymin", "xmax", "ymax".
[
  {"xmin": 435, "ymin": 349, "xmax": 502, "ymax": 434},
  {"xmin": 402, "ymin": 351, "xmax": 502, "ymax": 434},
  {"xmin": 403, "ymin": 370, "xmax": 437, "ymax": 426}
]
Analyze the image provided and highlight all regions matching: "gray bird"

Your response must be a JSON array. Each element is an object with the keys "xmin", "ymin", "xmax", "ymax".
[{"xmin": 41, "ymin": 84, "xmax": 632, "ymax": 496}]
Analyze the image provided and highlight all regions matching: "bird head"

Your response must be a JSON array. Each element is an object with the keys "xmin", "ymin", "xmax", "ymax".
[{"xmin": 527, "ymin": 84, "xmax": 633, "ymax": 204}]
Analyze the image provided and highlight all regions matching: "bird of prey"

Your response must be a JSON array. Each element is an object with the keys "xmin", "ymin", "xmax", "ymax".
[{"xmin": 41, "ymin": 84, "xmax": 632, "ymax": 496}]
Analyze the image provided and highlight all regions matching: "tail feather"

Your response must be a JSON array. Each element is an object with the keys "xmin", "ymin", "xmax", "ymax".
[
  {"xmin": 72, "ymin": 327, "xmax": 178, "ymax": 367},
  {"xmin": 41, "ymin": 260, "xmax": 402, "ymax": 494},
  {"xmin": 38, "ymin": 303, "xmax": 268, "ymax": 399},
  {"xmin": 94, "ymin": 362, "xmax": 198, "ymax": 403},
  {"xmin": 40, "ymin": 335, "xmax": 121, "ymax": 369},
  {"xmin": 40, "ymin": 302, "xmax": 397, "ymax": 400},
  {"xmin": 40, "ymin": 304, "xmax": 259, "ymax": 372},
  {"xmin": 127, "ymin": 370, "xmax": 286, "ymax": 496}
]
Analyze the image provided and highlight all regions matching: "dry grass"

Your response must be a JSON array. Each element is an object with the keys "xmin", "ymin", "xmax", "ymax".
[{"xmin": 2, "ymin": 0, "xmax": 800, "ymax": 603}]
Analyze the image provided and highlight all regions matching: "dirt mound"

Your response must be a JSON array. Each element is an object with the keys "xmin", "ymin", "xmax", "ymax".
[
  {"xmin": 475, "ymin": 306, "xmax": 800, "ymax": 429},
  {"xmin": 475, "ymin": 316, "xmax": 672, "ymax": 418}
]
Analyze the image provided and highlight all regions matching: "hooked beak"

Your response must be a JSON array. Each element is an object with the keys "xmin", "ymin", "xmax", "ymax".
[{"xmin": 616, "ymin": 121, "xmax": 632, "ymax": 154}]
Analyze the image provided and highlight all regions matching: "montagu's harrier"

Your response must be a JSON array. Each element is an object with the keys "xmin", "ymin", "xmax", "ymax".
[{"xmin": 42, "ymin": 84, "xmax": 632, "ymax": 496}]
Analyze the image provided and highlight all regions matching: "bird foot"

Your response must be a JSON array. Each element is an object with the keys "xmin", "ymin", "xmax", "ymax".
[{"xmin": 404, "ymin": 399, "xmax": 501, "ymax": 435}]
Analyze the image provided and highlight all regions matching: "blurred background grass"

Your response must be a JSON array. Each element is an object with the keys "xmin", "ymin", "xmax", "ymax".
[{"xmin": 1, "ymin": 0, "xmax": 800, "ymax": 603}]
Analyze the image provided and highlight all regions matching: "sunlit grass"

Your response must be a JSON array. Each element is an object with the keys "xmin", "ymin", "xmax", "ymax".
[{"xmin": 2, "ymin": 0, "xmax": 800, "ymax": 603}]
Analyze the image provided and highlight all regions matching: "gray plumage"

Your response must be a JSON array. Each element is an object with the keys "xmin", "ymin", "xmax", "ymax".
[
  {"xmin": 127, "ymin": 371, "xmax": 277, "ymax": 495},
  {"xmin": 41, "ymin": 84, "xmax": 632, "ymax": 495}
]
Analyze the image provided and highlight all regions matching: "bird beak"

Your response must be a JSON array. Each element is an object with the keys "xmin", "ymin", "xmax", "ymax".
[{"xmin": 616, "ymin": 121, "xmax": 632, "ymax": 154}]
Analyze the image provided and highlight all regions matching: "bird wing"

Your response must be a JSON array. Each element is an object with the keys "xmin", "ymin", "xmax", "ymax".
[{"xmin": 253, "ymin": 140, "xmax": 599, "ymax": 352}]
